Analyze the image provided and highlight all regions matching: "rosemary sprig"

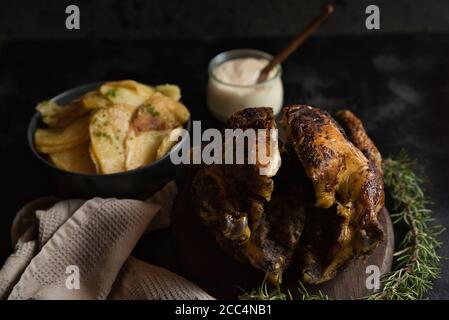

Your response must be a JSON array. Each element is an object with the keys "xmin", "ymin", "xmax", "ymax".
[
  {"xmin": 238, "ymin": 151, "xmax": 443, "ymax": 300},
  {"xmin": 367, "ymin": 151, "xmax": 444, "ymax": 300},
  {"xmin": 238, "ymin": 276, "xmax": 328, "ymax": 300},
  {"xmin": 238, "ymin": 276, "xmax": 288, "ymax": 300}
]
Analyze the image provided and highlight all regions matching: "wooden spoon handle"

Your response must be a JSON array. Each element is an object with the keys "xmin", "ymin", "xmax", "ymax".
[{"xmin": 258, "ymin": 4, "xmax": 334, "ymax": 83}]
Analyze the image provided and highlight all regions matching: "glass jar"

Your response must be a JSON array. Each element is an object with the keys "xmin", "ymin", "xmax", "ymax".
[{"xmin": 207, "ymin": 49, "xmax": 283, "ymax": 122}]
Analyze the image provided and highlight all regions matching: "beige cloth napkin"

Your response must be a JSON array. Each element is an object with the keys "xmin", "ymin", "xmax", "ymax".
[{"xmin": 0, "ymin": 182, "xmax": 214, "ymax": 300}]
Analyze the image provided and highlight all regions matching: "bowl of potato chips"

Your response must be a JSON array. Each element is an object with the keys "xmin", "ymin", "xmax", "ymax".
[{"xmin": 27, "ymin": 80, "xmax": 191, "ymax": 198}]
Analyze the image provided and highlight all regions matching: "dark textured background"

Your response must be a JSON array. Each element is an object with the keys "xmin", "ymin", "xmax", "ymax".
[
  {"xmin": 0, "ymin": 0, "xmax": 448, "ymax": 299},
  {"xmin": 2, "ymin": 0, "xmax": 449, "ymax": 39}
]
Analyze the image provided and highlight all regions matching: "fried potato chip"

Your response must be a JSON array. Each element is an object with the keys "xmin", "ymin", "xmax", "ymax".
[
  {"xmin": 131, "ymin": 101, "xmax": 180, "ymax": 133},
  {"xmin": 49, "ymin": 142, "xmax": 96, "ymax": 174},
  {"xmin": 89, "ymin": 145, "xmax": 101, "ymax": 174},
  {"xmin": 35, "ymin": 115, "xmax": 90, "ymax": 154},
  {"xmin": 150, "ymin": 92, "xmax": 190, "ymax": 124},
  {"xmin": 156, "ymin": 127, "xmax": 184, "ymax": 160},
  {"xmin": 125, "ymin": 129, "xmax": 168, "ymax": 171},
  {"xmin": 36, "ymin": 100, "xmax": 89, "ymax": 128},
  {"xmin": 35, "ymin": 80, "xmax": 189, "ymax": 174},
  {"xmin": 99, "ymin": 80, "xmax": 154, "ymax": 107},
  {"xmin": 89, "ymin": 104, "xmax": 135, "ymax": 174},
  {"xmin": 36, "ymin": 144, "xmax": 73, "ymax": 154},
  {"xmin": 82, "ymin": 91, "xmax": 113, "ymax": 109},
  {"xmin": 155, "ymin": 84, "xmax": 181, "ymax": 101}
]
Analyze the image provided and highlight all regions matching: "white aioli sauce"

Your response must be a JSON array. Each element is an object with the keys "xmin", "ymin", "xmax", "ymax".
[
  {"xmin": 213, "ymin": 58, "xmax": 270, "ymax": 86},
  {"xmin": 207, "ymin": 57, "xmax": 283, "ymax": 122}
]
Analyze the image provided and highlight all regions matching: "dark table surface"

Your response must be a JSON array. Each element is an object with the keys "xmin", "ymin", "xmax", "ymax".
[{"xmin": 0, "ymin": 34, "xmax": 448, "ymax": 299}]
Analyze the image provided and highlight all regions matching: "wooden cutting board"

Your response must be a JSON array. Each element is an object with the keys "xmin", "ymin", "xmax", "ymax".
[{"xmin": 171, "ymin": 172, "xmax": 394, "ymax": 300}]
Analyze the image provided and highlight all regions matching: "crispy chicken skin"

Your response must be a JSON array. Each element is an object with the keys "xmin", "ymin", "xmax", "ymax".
[
  {"xmin": 223, "ymin": 107, "xmax": 278, "ymax": 201},
  {"xmin": 282, "ymin": 105, "xmax": 384, "ymax": 284},
  {"xmin": 336, "ymin": 110, "xmax": 383, "ymax": 174},
  {"xmin": 193, "ymin": 108, "xmax": 304, "ymax": 284}
]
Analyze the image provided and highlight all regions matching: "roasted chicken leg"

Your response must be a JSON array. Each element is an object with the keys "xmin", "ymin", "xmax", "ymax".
[{"xmin": 336, "ymin": 110, "xmax": 383, "ymax": 174}]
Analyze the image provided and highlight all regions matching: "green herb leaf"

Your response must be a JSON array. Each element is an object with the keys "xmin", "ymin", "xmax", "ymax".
[
  {"xmin": 105, "ymin": 88, "xmax": 118, "ymax": 98},
  {"xmin": 142, "ymin": 104, "xmax": 160, "ymax": 117}
]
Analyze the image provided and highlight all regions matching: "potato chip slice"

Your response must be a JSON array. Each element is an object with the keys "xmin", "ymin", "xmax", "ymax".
[
  {"xmin": 49, "ymin": 142, "xmax": 96, "ymax": 174},
  {"xmin": 131, "ymin": 101, "xmax": 180, "ymax": 133},
  {"xmin": 82, "ymin": 91, "xmax": 113, "ymax": 109},
  {"xmin": 36, "ymin": 100, "xmax": 89, "ymax": 128},
  {"xmin": 156, "ymin": 127, "xmax": 184, "ymax": 160},
  {"xmin": 155, "ymin": 84, "xmax": 181, "ymax": 101},
  {"xmin": 89, "ymin": 145, "xmax": 101, "ymax": 174},
  {"xmin": 35, "ymin": 115, "xmax": 90, "ymax": 153},
  {"xmin": 100, "ymin": 80, "xmax": 154, "ymax": 107},
  {"xmin": 89, "ymin": 104, "xmax": 135, "ymax": 174},
  {"xmin": 150, "ymin": 92, "xmax": 190, "ymax": 124},
  {"xmin": 125, "ymin": 129, "xmax": 168, "ymax": 171}
]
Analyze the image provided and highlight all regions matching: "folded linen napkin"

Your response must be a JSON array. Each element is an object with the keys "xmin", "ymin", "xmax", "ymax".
[{"xmin": 0, "ymin": 182, "xmax": 213, "ymax": 300}]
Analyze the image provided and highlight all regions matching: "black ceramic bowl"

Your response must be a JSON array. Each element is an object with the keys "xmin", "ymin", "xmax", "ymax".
[{"xmin": 27, "ymin": 82, "xmax": 191, "ymax": 199}]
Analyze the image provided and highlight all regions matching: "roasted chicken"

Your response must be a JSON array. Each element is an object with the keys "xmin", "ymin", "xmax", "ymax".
[
  {"xmin": 282, "ymin": 105, "xmax": 384, "ymax": 284},
  {"xmin": 193, "ymin": 105, "xmax": 384, "ymax": 286}
]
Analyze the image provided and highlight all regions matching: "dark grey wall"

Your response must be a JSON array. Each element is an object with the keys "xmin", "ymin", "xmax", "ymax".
[{"xmin": 1, "ymin": 0, "xmax": 449, "ymax": 40}]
